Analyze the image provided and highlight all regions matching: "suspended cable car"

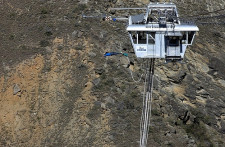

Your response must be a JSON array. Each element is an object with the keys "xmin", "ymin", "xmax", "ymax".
[
  {"xmin": 123, "ymin": 2, "xmax": 199, "ymax": 62},
  {"xmin": 83, "ymin": 2, "xmax": 225, "ymax": 63},
  {"xmin": 83, "ymin": 2, "xmax": 199, "ymax": 62}
]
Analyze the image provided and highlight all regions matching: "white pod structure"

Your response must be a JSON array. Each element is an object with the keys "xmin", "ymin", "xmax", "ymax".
[{"xmin": 126, "ymin": 2, "xmax": 199, "ymax": 62}]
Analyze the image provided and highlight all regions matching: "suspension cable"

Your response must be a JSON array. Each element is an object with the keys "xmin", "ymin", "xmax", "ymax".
[
  {"xmin": 184, "ymin": 8, "xmax": 225, "ymax": 18},
  {"xmin": 125, "ymin": 56, "xmax": 143, "ymax": 83},
  {"xmin": 140, "ymin": 59, "xmax": 155, "ymax": 147}
]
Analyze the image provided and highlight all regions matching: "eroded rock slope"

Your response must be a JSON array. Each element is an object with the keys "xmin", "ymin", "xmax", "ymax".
[{"xmin": 0, "ymin": 0, "xmax": 225, "ymax": 146}]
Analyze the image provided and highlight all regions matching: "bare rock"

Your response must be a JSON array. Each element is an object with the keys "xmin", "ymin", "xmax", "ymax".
[
  {"xmin": 120, "ymin": 57, "xmax": 129, "ymax": 68},
  {"xmin": 77, "ymin": 31, "xmax": 83, "ymax": 38},
  {"xmin": 101, "ymin": 103, "xmax": 106, "ymax": 109},
  {"xmin": 72, "ymin": 30, "xmax": 77, "ymax": 38},
  {"xmin": 218, "ymin": 80, "xmax": 225, "ymax": 87},
  {"xmin": 88, "ymin": 52, "xmax": 96, "ymax": 57},
  {"xmin": 167, "ymin": 70, "xmax": 186, "ymax": 84},
  {"xmin": 92, "ymin": 78, "xmax": 100, "ymax": 86},
  {"xmin": 196, "ymin": 89, "xmax": 209, "ymax": 98},
  {"xmin": 79, "ymin": 0, "xmax": 89, "ymax": 4},
  {"xmin": 105, "ymin": 97, "xmax": 115, "ymax": 104},
  {"xmin": 220, "ymin": 117, "xmax": 225, "ymax": 133},
  {"xmin": 95, "ymin": 68, "xmax": 104, "ymax": 75},
  {"xmin": 46, "ymin": 47, "xmax": 53, "ymax": 54},
  {"xmin": 13, "ymin": 84, "xmax": 21, "ymax": 95},
  {"xmin": 153, "ymin": 75, "xmax": 160, "ymax": 90},
  {"xmin": 94, "ymin": 101, "xmax": 101, "ymax": 107}
]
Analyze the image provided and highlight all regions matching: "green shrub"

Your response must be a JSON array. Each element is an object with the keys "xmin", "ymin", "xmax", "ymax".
[
  {"xmin": 75, "ymin": 45, "xmax": 84, "ymax": 50},
  {"xmin": 9, "ymin": 34, "xmax": 15, "ymax": 40},
  {"xmin": 40, "ymin": 40, "xmax": 50, "ymax": 47},
  {"xmin": 45, "ymin": 31, "xmax": 53, "ymax": 36},
  {"xmin": 41, "ymin": 8, "xmax": 49, "ymax": 14},
  {"xmin": 9, "ymin": 12, "xmax": 16, "ymax": 19},
  {"xmin": 73, "ymin": 4, "xmax": 87, "ymax": 13}
]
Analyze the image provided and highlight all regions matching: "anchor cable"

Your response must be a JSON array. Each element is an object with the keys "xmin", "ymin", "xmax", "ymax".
[{"xmin": 140, "ymin": 59, "xmax": 155, "ymax": 147}]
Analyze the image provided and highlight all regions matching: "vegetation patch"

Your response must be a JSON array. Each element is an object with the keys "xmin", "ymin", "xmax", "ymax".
[
  {"xmin": 41, "ymin": 8, "xmax": 49, "ymax": 15},
  {"xmin": 184, "ymin": 122, "xmax": 213, "ymax": 146},
  {"xmin": 87, "ymin": 104, "xmax": 101, "ymax": 120},
  {"xmin": 94, "ymin": 73, "xmax": 115, "ymax": 91},
  {"xmin": 40, "ymin": 40, "xmax": 50, "ymax": 47},
  {"xmin": 190, "ymin": 109, "xmax": 214, "ymax": 126},
  {"xmin": 73, "ymin": 4, "xmax": 87, "ymax": 13},
  {"xmin": 75, "ymin": 44, "xmax": 85, "ymax": 50}
]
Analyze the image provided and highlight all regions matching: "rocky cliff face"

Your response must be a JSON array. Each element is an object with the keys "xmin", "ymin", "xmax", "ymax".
[{"xmin": 0, "ymin": 0, "xmax": 225, "ymax": 146}]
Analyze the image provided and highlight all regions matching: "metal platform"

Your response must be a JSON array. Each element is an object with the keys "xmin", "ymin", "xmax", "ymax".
[{"xmin": 126, "ymin": 2, "xmax": 199, "ymax": 61}]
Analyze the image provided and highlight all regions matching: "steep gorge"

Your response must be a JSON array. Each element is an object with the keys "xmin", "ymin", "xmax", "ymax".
[{"xmin": 0, "ymin": 0, "xmax": 225, "ymax": 146}]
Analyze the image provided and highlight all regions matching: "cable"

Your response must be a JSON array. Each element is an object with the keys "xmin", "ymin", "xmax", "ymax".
[
  {"xmin": 184, "ymin": 8, "xmax": 225, "ymax": 18},
  {"xmin": 190, "ymin": 14, "xmax": 225, "ymax": 20},
  {"xmin": 198, "ymin": 22, "xmax": 225, "ymax": 25},
  {"xmin": 179, "ymin": 14, "xmax": 225, "ymax": 23},
  {"xmin": 118, "ymin": 41, "xmax": 144, "ymax": 83},
  {"xmin": 124, "ymin": 56, "xmax": 143, "ymax": 83},
  {"xmin": 140, "ymin": 60, "xmax": 149, "ymax": 146},
  {"xmin": 140, "ymin": 59, "xmax": 155, "ymax": 147},
  {"xmin": 166, "ymin": 12, "xmax": 225, "ymax": 25}
]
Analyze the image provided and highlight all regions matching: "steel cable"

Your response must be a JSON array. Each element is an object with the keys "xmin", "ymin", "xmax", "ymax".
[{"xmin": 140, "ymin": 59, "xmax": 155, "ymax": 147}]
